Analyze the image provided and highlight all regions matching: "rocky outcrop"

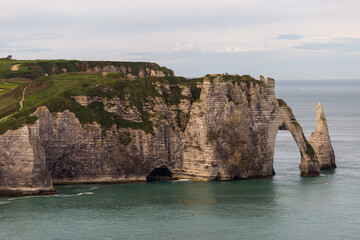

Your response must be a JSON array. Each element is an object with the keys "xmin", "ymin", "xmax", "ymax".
[
  {"xmin": 85, "ymin": 65, "xmax": 171, "ymax": 79},
  {"xmin": 308, "ymin": 103, "xmax": 336, "ymax": 169},
  {"xmin": 0, "ymin": 124, "xmax": 54, "ymax": 196},
  {"xmin": 0, "ymin": 75, "xmax": 336, "ymax": 195},
  {"xmin": 76, "ymin": 62, "xmax": 175, "ymax": 78},
  {"xmin": 180, "ymin": 77, "xmax": 320, "ymax": 179},
  {"xmin": 9, "ymin": 60, "xmax": 175, "ymax": 80},
  {"xmin": 276, "ymin": 103, "xmax": 320, "ymax": 176}
]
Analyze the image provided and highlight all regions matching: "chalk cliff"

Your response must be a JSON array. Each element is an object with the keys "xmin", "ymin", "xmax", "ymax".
[
  {"xmin": 308, "ymin": 103, "xmax": 336, "ymax": 169},
  {"xmin": 0, "ymin": 124, "xmax": 53, "ymax": 196},
  {"xmin": 3, "ymin": 60, "xmax": 174, "ymax": 80},
  {"xmin": 0, "ymin": 74, "xmax": 335, "ymax": 196}
]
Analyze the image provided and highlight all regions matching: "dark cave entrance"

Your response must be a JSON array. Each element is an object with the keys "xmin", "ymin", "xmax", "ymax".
[{"xmin": 146, "ymin": 165, "xmax": 173, "ymax": 182}]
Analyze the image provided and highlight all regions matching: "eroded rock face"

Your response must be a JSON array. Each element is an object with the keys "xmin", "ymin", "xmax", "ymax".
[
  {"xmin": 0, "ymin": 124, "xmax": 54, "ymax": 196},
  {"xmin": 37, "ymin": 76, "xmax": 329, "ymax": 182},
  {"xmin": 181, "ymin": 77, "xmax": 321, "ymax": 179},
  {"xmin": 308, "ymin": 103, "xmax": 336, "ymax": 169},
  {"xmin": 0, "ymin": 76, "xmax": 336, "ymax": 195},
  {"xmin": 90, "ymin": 65, "xmax": 172, "ymax": 78}
]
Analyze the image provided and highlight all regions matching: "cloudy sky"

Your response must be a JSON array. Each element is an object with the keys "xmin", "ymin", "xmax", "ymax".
[{"xmin": 1, "ymin": 0, "xmax": 360, "ymax": 79}]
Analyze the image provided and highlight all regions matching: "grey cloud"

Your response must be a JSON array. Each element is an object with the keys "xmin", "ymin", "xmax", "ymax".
[
  {"xmin": 295, "ymin": 38, "xmax": 360, "ymax": 51},
  {"xmin": 1, "ymin": 1, "xmax": 360, "ymax": 80},
  {"xmin": 277, "ymin": 34, "xmax": 302, "ymax": 40}
]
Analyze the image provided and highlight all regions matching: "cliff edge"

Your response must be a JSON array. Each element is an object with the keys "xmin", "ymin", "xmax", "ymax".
[{"xmin": 0, "ymin": 62, "xmax": 336, "ymax": 196}]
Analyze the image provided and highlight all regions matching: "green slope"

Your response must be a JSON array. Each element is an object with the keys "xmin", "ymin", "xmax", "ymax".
[{"xmin": 0, "ymin": 59, "xmax": 262, "ymax": 135}]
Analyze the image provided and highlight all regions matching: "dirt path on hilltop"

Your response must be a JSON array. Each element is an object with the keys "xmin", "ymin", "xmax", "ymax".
[
  {"xmin": 0, "ymin": 85, "xmax": 28, "ymax": 123},
  {"xmin": 19, "ymin": 86, "xmax": 27, "ymax": 111},
  {"xmin": 10, "ymin": 64, "xmax": 21, "ymax": 71}
]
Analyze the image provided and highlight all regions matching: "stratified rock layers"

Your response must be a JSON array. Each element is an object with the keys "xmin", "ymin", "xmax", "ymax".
[
  {"xmin": 308, "ymin": 103, "xmax": 336, "ymax": 169},
  {"xmin": 0, "ymin": 124, "xmax": 54, "ymax": 196},
  {"xmin": 0, "ymin": 76, "xmax": 335, "ymax": 195}
]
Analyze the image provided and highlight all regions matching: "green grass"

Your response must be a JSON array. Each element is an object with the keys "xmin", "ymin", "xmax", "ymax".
[
  {"xmin": 205, "ymin": 74, "xmax": 263, "ymax": 86},
  {"xmin": 277, "ymin": 99, "xmax": 301, "ymax": 128},
  {"xmin": 0, "ymin": 109, "xmax": 38, "ymax": 135},
  {"xmin": 0, "ymin": 83, "xmax": 27, "ymax": 118},
  {"xmin": 305, "ymin": 140, "xmax": 316, "ymax": 156},
  {"xmin": 0, "ymin": 59, "xmax": 174, "ymax": 80},
  {"xmin": 105, "ymin": 72, "xmax": 125, "ymax": 79},
  {"xmin": 119, "ymin": 132, "xmax": 132, "ymax": 146},
  {"xmin": 190, "ymin": 82, "xmax": 201, "ymax": 103},
  {"xmin": 0, "ymin": 59, "xmax": 176, "ymax": 134},
  {"xmin": 0, "ymin": 74, "xmax": 195, "ymax": 135},
  {"xmin": 163, "ymin": 85, "xmax": 184, "ymax": 106},
  {"xmin": 0, "ymin": 60, "xmax": 267, "ymax": 135},
  {"xmin": 277, "ymin": 99, "xmax": 287, "ymax": 107},
  {"xmin": 0, "ymin": 81, "xmax": 21, "ymax": 95}
]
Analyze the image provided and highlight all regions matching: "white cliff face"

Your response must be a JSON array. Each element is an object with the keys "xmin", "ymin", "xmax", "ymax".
[
  {"xmin": 182, "ymin": 76, "xmax": 321, "ymax": 179},
  {"xmin": 37, "ymin": 76, "xmax": 325, "ymax": 181},
  {"xmin": 275, "ymin": 104, "xmax": 320, "ymax": 177},
  {"xmin": 308, "ymin": 103, "xmax": 336, "ymax": 169},
  {"xmin": 0, "ymin": 123, "xmax": 53, "ymax": 196},
  {"xmin": 0, "ymin": 76, "xmax": 335, "ymax": 195},
  {"xmin": 96, "ymin": 65, "xmax": 172, "ymax": 78}
]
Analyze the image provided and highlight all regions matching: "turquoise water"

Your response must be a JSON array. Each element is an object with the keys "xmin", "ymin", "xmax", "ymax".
[{"xmin": 1, "ymin": 80, "xmax": 360, "ymax": 240}]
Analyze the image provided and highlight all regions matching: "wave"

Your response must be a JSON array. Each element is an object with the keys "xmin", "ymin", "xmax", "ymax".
[
  {"xmin": 5, "ymin": 191, "xmax": 95, "ymax": 203},
  {"xmin": 172, "ymin": 179, "xmax": 194, "ymax": 183},
  {"xmin": 54, "ymin": 191, "xmax": 94, "ymax": 198},
  {"xmin": 7, "ymin": 194, "xmax": 54, "ymax": 201}
]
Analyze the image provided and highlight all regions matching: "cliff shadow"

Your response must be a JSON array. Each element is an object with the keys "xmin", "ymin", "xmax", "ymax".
[{"xmin": 146, "ymin": 165, "xmax": 173, "ymax": 182}]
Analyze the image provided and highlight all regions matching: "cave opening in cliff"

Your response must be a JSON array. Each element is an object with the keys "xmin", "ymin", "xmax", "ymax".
[
  {"xmin": 274, "ymin": 130, "xmax": 301, "ymax": 176},
  {"xmin": 146, "ymin": 165, "xmax": 173, "ymax": 182}
]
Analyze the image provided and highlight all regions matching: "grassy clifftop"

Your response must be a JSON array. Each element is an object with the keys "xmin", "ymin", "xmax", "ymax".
[
  {"xmin": 0, "ymin": 59, "xmax": 264, "ymax": 135},
  {"xmin": 0, "ymin": 59, "xmax": 174, "ymax": 79},
  {"xmin": 0, "ymin": 73, "xmax": 201, "ymax": 134}
]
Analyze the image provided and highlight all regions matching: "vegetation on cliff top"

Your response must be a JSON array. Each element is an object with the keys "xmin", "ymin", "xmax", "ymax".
[
  {"xmin": 0, "ymin": 59, "xmax": 174, "ymax": 79},
  {"xmin": 0, "ymin": 59, "xmax": 266, "ymax": 135},
  {"xmin": 0, "ymin": 73, "xmax": 199, "ymax": 134},
  {"xmin": 205, "ymin": 74, "xmax": 263, "ymax": 86}
]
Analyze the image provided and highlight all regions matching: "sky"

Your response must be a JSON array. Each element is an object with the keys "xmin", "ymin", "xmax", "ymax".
[{"xmin": 1, "ymin": 0, "xmax": 360, "ymax": 79}]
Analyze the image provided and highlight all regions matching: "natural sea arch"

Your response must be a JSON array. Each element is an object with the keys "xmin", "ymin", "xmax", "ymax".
[{"xmin": 273, "ymin": 130, "xmax": 301, "ymax": 176}]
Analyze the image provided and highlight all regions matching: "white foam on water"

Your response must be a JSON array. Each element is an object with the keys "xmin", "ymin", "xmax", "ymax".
[
  {"xmin": 55, "ymin": 192, "xmax": 94, "ymax": 198},
  {"xmin": 7, "ymin": 194, "xmax": 54, "ymax": 201},
  {"xmin": 172, "ymin": 179, "xmax": 193, "ymax": 183},
  {"xmin": 77, "ymin": 192, "xmax": 94, "ymax": 196},
  {"xmin": 5, "ymin": 191, "xmax": 95, "ymax": 202}
]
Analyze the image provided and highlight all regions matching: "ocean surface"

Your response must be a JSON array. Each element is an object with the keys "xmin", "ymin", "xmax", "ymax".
[{"xmin": 1, "ymin": 80, "xmax": 360, "ymax": 240}]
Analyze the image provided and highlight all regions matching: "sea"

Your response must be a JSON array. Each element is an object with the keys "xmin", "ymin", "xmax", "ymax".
[{"xmin": 0, "ymin": 80, "xmax": 359, "ymax": 240}]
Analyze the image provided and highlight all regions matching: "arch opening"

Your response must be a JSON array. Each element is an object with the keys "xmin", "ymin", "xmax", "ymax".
[
  {"xmin": 146, "ymin": 165, "xmax": 173, "ymax": 182},
  {"xmin": 273, "ymin": 129, "xmax": 301, "ymax": 177}
]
